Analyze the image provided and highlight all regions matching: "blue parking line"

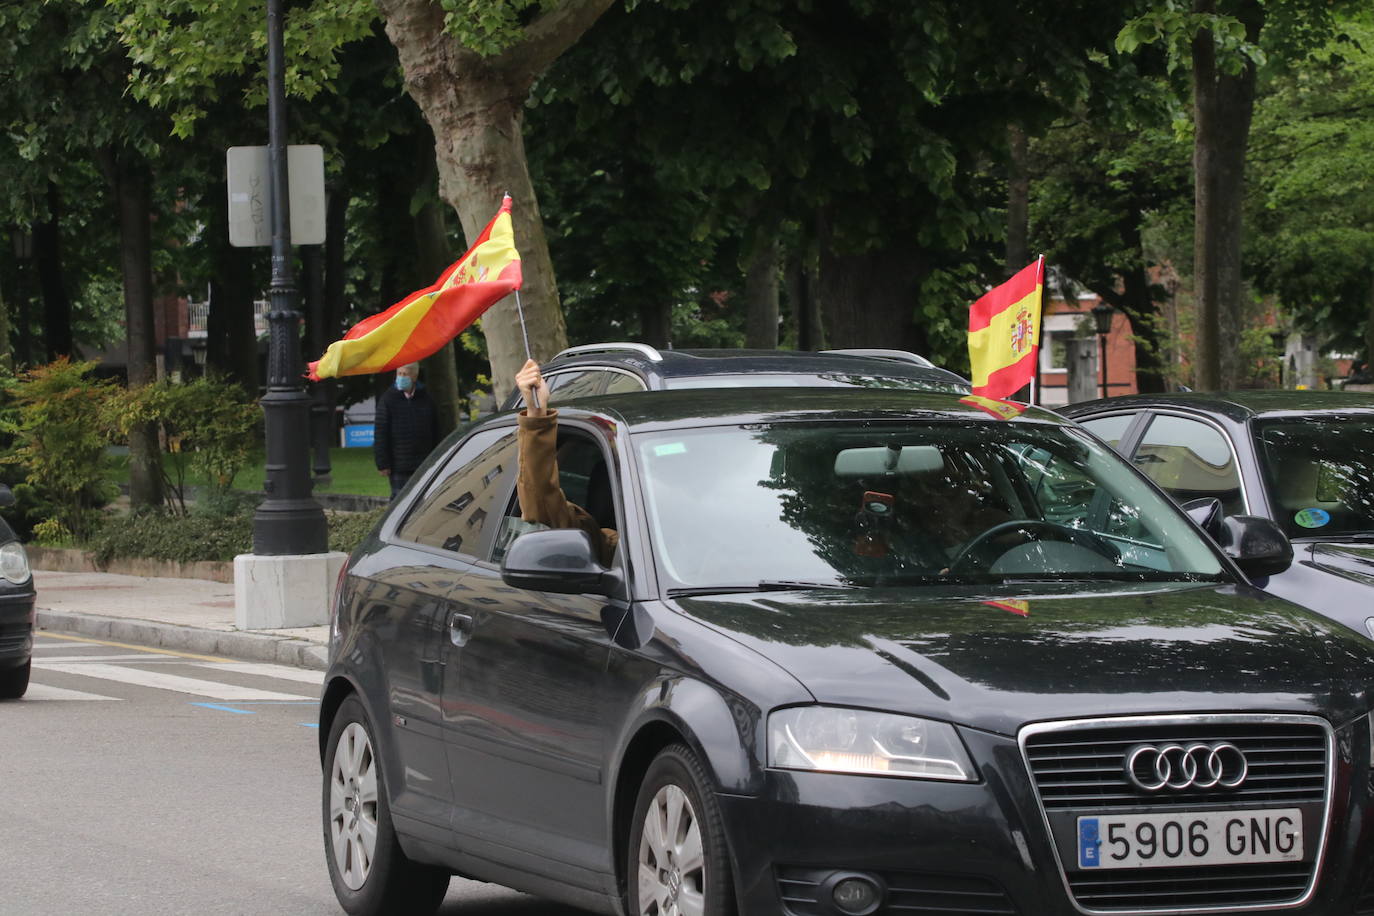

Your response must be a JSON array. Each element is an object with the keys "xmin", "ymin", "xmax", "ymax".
[
  {"xmin": 299, "ymin": 723, "xmax": 320, "ymax": 729},
  {"xmin": 192, "ymin": 702, "xmax": 255, "ymax": 715}
]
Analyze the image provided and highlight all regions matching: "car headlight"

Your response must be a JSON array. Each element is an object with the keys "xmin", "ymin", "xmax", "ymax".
[
  {"xmin": 0, "ymin": 541, "xmax": 29, "ymax": 584},
  {"xmin": 768, "ymin": 706, "xmax": 975, "ymax": 781}
]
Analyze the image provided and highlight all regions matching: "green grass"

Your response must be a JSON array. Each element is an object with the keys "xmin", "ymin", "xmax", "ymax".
[{"xmin": 108, "ymin": 446, "xmax": 389, "ymax": 497}]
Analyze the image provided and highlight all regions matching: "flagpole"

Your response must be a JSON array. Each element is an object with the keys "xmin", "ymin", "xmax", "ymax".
[{"xmin": 1032, "ymin": 253, "xmax": 1045, "ymax": 405}]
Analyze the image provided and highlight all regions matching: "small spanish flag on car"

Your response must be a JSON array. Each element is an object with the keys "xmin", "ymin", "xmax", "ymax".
[
  {"xmin": 966, "ymin": 257, "xmax": 1044, "ymax": 400},
  {"xmin": 307, "ymin": 196, "xmax": 522, "ymax": 381}
]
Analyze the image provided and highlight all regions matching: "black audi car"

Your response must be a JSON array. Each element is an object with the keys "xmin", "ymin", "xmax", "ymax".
[
  {"xmin": 0, "ymin": 484, "xmax": 35, "ymax": 700},
  {"xmin": 1061, "ymin": 390, "xmax": 1374, "ymax": 641},
  {"xmin": 321, "ymin": 388, "xmax": 1374, "ymax": 916},
  {"xmin": 498, "ymin": 343, "xmax": 971, "ymax": 410}
]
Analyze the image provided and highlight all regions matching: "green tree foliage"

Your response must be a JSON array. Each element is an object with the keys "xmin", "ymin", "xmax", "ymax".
[{"xmin": 1246, "ymin": 11, "xmax": 1374, "ymax": 363}]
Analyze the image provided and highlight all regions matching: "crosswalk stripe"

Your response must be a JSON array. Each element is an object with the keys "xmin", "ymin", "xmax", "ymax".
[
  {"xmin": 189, "ymin": 661, "xmax": 324, "ymax": 686},
  {"xmin": 22, "ymin": 683, "xmax": 121, "ymax": 702},
  {"xmin": 33, "ymin": 663, "xmax": 313, "ymax": 701}
]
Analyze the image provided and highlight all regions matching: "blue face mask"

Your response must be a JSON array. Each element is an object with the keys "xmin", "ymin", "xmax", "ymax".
[{"xmin": 395, "ymin": 375, "xmax": 414, "ymax": 392}]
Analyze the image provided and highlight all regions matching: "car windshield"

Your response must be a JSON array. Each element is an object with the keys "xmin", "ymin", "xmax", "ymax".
[
  {"xmin": 633, "ymin": 419, "xmax": 1226, "ymax": 591},
  {"xmin": 667, "ymin": 373, "xmax": 970, "ymax": 395},
  {"xmin": 1254, "ymin": 414, "xmax": 1374, "ymax": 539}
]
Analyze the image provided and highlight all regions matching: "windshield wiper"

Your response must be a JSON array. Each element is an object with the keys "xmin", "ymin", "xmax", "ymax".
[{"xmin": 667, "ymin": 579, "xmax": 853, "ymax": 597}]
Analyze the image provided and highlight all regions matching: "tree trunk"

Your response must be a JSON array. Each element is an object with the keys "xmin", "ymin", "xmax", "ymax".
[
  {"xmin": 1005, "ymin": 123, "xmax": 1030, "ymax": 278},
  {"xmin": 1115, "ymin": 215, "xmax": 1167, "ymax": 394},
  {"xmin": 744, "ymin": 230, "xmax": 780, "ymax": 349},
  {"xmin": 34, "ymin": 181, "xmax": 74, "ymax": 361},
  {"xmin": 638, "ymin": 298, "xmax": 671, "ymax": 349},
  {"xmin": 1192, "ymin": 0, "xmax": 1262, "ymax": 390},
  {"xmin": 0, "ymin": 287, "xmax": 11, "ymax": 371},
  {"xmin": 413, "ymin": 161, "xmax": 462, "ymax": 437},
  {"xmin": 110, "ymin": 151, "xmax": 165, "ymax": 509},
  {"xmin": 820, "ymin": 250, "xmax": 927, "ymax": 355},
  {"xmin": 1365, "ymin": 270, "xmax": 1374, "ymax": 373},
  {"xmin": 378, "ymin": 0, "xmax": 615, "ymax": 401},
  {"xmin": 786, "ymin": 253, "xmax": 824, "ymax": 351},
  {"xmin": 207, "ymin": 179, "xmax": 261, "ymax": 392}
]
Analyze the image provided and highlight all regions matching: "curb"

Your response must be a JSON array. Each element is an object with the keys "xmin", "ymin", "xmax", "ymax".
[{"xmin": 36, "ymin": 608, "xmax": 329, "ymax": 671}]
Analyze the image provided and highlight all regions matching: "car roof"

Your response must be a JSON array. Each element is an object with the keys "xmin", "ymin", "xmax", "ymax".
[
  {"xmin": 541, "ymin": 386, "xmax": 1066, "ymax": 433},
  {"xmin": 541, "ymin": 345, "xmax": 970, "ymax": 387},
  {"xmin": 1060, "ymin": 389, "xmax": 1374, "ymax": 423}
]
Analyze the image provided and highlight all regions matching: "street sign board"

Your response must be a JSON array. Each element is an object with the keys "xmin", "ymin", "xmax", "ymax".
[
  {"xmin": 226, "ymin": 145, "xmax": 326, "ymax": 247},
  {"xmin": 342, "ymin": 425, "xmax": 375, "ymax": 448}
]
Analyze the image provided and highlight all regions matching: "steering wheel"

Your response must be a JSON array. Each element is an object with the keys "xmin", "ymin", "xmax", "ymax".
[{"xmin": 946, "ymin": 519, "xmax": 1121, "ymax": 573}]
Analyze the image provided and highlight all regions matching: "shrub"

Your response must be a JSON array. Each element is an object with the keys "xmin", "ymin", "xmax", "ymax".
[
  {"xmin": 1, "ymin": 359, "xmax": 119, "ymax": 540},
  {"xmin": 327, "ymin": 508, "xmax": 386, "ymax": 555},
  {"xmin": 109, "ymin": 375, "xmax": 261, "ymax": 514},
  {"xmin": 89, "ymin": 510, "xmax": 256, "ymax": 565}
]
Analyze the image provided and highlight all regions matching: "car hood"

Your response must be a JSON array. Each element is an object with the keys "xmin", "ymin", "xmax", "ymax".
[
  {"xmin": 673, "ymin": 582, "xmax": 1374, "ymax": 735},
  {"xmin": 1306, "ymin": 541, "xmax": 1374, "ymax": 588}
]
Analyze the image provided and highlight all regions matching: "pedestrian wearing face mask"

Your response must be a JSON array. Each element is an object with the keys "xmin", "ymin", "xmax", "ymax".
[{"xmin": 374, "ymin": 362, "xmax": 438, "ymax": 499}]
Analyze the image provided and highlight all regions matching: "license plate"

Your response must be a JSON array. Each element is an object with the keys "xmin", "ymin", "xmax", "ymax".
[{"xmin": 1077, "ymin": 808, "xmax": 1303, "ymax": 869}]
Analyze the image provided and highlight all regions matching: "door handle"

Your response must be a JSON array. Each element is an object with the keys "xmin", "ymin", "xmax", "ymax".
[{"xmin": 448, "ymin": 611, "xmax": 474, "ymax": 647}]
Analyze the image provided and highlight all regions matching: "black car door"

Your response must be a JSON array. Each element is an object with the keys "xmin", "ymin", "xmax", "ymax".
[
  {"xmin": 365, "ymin": 425, "xmax": 517, "ymax": 826},
  {"xmin": 441, "ymin": 419, "xmax": 626, "ymax": 888}
]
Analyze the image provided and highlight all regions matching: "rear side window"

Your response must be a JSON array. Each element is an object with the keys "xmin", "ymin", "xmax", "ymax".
[
  {"xmin": 1130, "ymin": 415, "xmax": 1245, "ymax": 516},
  {"xmin": 1078, "ymin": 413, "xmax": 1136, "ymax": 451},
  {"xmin": 396, "ymin": 428, "xmax": 518, "ymax": 557}
]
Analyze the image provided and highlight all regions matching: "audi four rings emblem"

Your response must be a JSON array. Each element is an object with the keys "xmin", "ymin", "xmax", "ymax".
[{"xmin": 1125, "ymin": 742, "xmax": 1249, "ymax": 791}]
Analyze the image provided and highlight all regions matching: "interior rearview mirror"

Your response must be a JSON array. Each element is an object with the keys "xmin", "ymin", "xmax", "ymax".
[{"xmin": 500, "ymin": 527, "xmax": 623, "ymax": 597}]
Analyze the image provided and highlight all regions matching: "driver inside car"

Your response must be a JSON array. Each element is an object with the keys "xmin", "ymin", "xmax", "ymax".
[{"xmin": 515, "ymin": 359, "xmax": 619, "ymax": 567}]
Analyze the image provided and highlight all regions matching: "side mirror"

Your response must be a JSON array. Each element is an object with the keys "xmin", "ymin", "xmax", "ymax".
[
  {"xmin": 500, "ymin": 527, "xmax": 623, "ymax": 596},
  {"xmin": 0, "ymin": 485, "xmax": 14, "ymax": 509},
  {"xmin": 1218, "ymin": 514, "xmax": 1293, "ymax": 579},
  {"xmin": 1181, "ymin": 497, "xmax": 1223, "ymax": 539}
]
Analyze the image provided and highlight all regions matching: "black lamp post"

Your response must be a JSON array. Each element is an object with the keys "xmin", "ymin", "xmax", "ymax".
[
  {"xmin": 1091, "ymin": 302, "xmax": 1114, "ymax": 400},
  {"xmin": 251, "ymin": 0, "xmax": 326, "ymax": 555}
]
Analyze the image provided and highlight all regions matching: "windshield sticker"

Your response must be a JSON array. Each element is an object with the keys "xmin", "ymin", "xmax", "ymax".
[
  {"xmin": 654, "ymin": 442, "xmax": 687, "ymax": 457},
  {"xmin": 1294, "ymin": 508, "xmax": 1331, "ymax": 529}
]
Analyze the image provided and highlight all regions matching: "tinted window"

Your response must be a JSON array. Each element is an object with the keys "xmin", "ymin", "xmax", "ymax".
[
  {"xmin": 549, "ymin": 370, "xmax": 608, "ymax": 403},
  {"xmin": 1254, "ymin": 414, "xmax": 1374, "ymax": 538},
  {"xmin": 634, "ymin": 421, "xmax": 1224, "ymax": 590},
  {"xmin": 1078, "ymin": 413, "xmax": 1136, "ymax": 450},
  {"xmin": 603, "ymin": 371, "xmax": 648, "ymax": 395},
  {"xmin": 396, "ymin": 428, "xmax": 517, "ymax": 556},
  {"xmin": 1131, "ymin": 415, "xmax": 1245, "ymax": 516}
]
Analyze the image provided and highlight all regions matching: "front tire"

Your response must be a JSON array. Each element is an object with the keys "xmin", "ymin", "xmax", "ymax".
[
  {"xmin": 323, "ymin": 694, "xmax": 449, "ymax": 915},
  {"xmin": 628, "ymin": 743, "xmax": 737, "ymax": 916},
  {"xmin": 0, "ymin": 659, "xmax": 30, "ymax": 700}
]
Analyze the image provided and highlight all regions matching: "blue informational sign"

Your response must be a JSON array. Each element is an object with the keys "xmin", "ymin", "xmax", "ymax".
[{"xmin": 343, "ymin": 424, "xmax": 375, "ymax": 448}]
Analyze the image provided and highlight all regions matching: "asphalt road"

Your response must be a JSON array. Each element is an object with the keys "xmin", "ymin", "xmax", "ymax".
[{"xmin": 0, "ymin": 633, "xmax": 594, "ymax": 916}]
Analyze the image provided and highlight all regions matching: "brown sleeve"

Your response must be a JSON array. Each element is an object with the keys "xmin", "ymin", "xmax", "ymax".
[{"xmin": 517, "ymin": 410, "xmax": 618, "ymax": 566}]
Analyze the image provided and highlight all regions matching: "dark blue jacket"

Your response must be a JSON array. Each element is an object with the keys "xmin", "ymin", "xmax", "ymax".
[{"xmin": 374, "ymin": 385, "xmax": 438, "ymax": 475}]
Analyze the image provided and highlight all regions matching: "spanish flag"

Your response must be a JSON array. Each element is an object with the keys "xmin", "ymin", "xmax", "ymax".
[
  {"xmin": 966, "ymin": 257, "xmax": 1044, "ymax": 400},
  {"xmin": 308, "ymin": 196, "xmax": 522, "ymax": 381}
]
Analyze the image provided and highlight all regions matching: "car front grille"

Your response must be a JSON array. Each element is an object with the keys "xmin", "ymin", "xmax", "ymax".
[
  {"xmin": 777, "ymin": 866, "xmax": 1017, "ymax": 915},
  {"xmin": 1022, "ymin": 715, "xmax": 1331, "ymax": 913},
  {"xmin": 1025, "ymin": 720, "xmax": 1327, "ymax": 811}
]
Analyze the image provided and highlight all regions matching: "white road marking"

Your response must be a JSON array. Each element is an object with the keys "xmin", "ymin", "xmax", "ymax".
[
  {"xmin": 33, "ymin": 663, "xmax": 312, "ymax": 701},
  {"xmin": 21, "ymin": 683, "xmax": 121, "ymax": 702},
  {"xmin": 189, "ymin": 661, "xmax": 324, "ymax": 686}
]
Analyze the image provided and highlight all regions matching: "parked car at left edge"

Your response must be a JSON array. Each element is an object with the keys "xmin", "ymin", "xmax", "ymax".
[{"xmin": 0, "ymin": 484, "xmax": 36, "ymax": 699}]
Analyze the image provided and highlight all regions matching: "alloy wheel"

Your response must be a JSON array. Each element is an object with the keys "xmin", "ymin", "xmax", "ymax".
[
  {"xmin": 329, "ymin": 722, "xmax": 379, "ymax": 891},
  {"xmin": 636, "ymin": 784, "xmax": 706, "ymax": 916}
]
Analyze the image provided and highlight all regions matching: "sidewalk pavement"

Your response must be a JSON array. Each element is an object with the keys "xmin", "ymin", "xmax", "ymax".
[{"xmin": 33, "ymin": 569, "xmax": 330, "ymax": 670}]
